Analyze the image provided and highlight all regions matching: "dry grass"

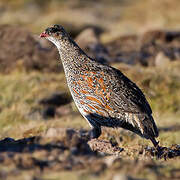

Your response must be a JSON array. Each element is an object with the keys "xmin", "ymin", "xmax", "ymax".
[
  {"xmin": 0, "ymin": 1, "xmax": 180, "ymax": 179},
  {"xmin": 1, "ymin": 0, "xmax": 180, "ymax": 41},
  {"xmin": 0, "ymin": 62, "xmax": 179, "ymax": 180},
  {"xmin": 0, "ymin": 62, "xmax": 179, "ymax": 144}
]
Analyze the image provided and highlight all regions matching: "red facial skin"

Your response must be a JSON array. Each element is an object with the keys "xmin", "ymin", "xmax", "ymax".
[{"xmin": 40, "ymin": 32, "xmax": 49, "ymax": 38}]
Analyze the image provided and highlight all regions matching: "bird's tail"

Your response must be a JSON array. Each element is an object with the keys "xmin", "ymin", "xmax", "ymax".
[
  {"xmin": 140, "ymin": 115, "xmax": 159, "ymax": 139},
  {"xmin": 121, "ymin": 113, "xmax": 159, "ymax": 140},
  {"xmin": 132, "ymin": 114, "xmax": 160, "ymax": 149}
]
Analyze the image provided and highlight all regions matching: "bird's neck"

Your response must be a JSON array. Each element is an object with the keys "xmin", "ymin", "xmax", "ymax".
[{"xmin": 56, "ymin": 37, "xmax": 90, "ymax": 71}]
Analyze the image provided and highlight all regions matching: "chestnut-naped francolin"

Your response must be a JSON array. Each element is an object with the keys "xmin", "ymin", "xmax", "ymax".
[{"xmin": 40, "ymin": 25, "xmax": 159, "ymax": 149}]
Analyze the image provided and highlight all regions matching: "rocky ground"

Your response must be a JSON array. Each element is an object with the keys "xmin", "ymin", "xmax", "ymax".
[
  {"xmin": 0, "ymin": 128, "xmax": 179, "ymax": 180},
  {"xmin": 1, "ymin": 24, "xmax": 180, "ymax": 72},
  {"xmin": 0, "ymin": 24, "xmax": 179, "ymax": 180},
  {"xmin": 0, "ymin": 1, "xmax": 180, "ymax": 179}
]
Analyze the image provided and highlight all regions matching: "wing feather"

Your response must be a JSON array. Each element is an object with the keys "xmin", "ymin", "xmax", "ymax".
[{"xmin": 108, "ymin": 67, "xmax": 152, "ymax": 115}]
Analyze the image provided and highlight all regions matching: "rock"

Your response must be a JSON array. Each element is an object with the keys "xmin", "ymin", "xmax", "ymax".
[
  {"xmin": 113, "ymin": 173, "xmax": 131, "ymax": 180},
  {"xmin": 75, "ymin": 27, "xmax": 110, "ymax": 64},
  {"xmin": 106, "ymin": 30, "xmax": 180, "ymax": 66},
  {"xmin": 139, "ymin": 30, "xmax": 180, "ymax": 66},
  {"xmin": 155, "ymin": 52, "xmax": 171, "ymax": 67},
  {"xmin": 75, "ymin": 28, "xmax": 99, "ymax": 49},
  {"xmin": 106, "ymin": 35, "xmax": 140, "ymax": 65},
  {"xmin": 45, "ymin": 128, "xmax": 62, "ymax": 138},
  {"xmin": 140, "ymin": 30, "xmax": 180, "ymax": 45}
]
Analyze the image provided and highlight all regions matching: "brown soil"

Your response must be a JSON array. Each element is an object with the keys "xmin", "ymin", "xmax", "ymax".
[{"xmin": 0, "ymin": 128, "xmax": 179, "ymax": 179}]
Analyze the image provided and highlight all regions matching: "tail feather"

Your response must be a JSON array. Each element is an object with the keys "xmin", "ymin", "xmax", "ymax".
[
  {"xmin": 122, "ymin": 113, "xmax": 159, "ymax": 139},
  {"xmin": 128, "ymin": 113, "xmax": 159, "ymax": 139},
  {"xmin": 140, "ymin": 115, "xmax": 159, "ymax": 139}
]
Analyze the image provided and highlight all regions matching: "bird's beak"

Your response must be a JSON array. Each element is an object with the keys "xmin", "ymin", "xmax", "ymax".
[{"xmin": 40, "ymin": 32, "xmax": 49, "ymax": 38}]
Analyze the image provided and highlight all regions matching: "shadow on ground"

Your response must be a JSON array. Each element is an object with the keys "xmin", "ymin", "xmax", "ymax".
[
  {"xmin": 0, "ymin": 128, "xmax": 179, "ymax": 158},
  {"xmin": 0, "ymin": 128, "xmax": 179, "ymax": 179},
  {"xmin": 159, "ymin": 124, "xmax": 180, "ymax": 132}
]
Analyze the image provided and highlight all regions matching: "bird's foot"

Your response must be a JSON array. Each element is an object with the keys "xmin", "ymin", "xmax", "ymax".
[
  {"xmin": 150, "ymin": 138, "xmax": 169, "ymax": 159},
  {"xmin": 150, "ymin": 137, "xmax": 160, "ymax": 150}
]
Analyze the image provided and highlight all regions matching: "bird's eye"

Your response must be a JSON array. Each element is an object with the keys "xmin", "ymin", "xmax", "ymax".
[{"xmin": 54, "ymin": 24, "xmax": 60, "ymax": 29}]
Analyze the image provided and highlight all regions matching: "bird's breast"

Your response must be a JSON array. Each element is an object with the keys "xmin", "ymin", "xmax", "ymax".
[{"xmin": 66, "ymin": 70, "xmax": 115, "ymax": 118}]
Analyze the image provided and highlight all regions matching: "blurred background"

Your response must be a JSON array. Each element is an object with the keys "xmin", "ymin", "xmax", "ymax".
[
  {"xmin": 1, "ymin": 0, "xmax": 180, "ymax": 38},
  {"xmin": 0, "ymin": 0, "xmax": 180, "ymax": 180}
]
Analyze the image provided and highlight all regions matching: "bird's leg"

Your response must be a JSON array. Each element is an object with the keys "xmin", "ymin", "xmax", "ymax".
[
  {"xmin": 150, "ymin": 137, "xmax": 168, "ymax": 159},
  {"xmin": 150, "ymin": 137, "xmax": 160, "ymax": 151},
  {"xmin": 89, "ymin": 127, "xmax": 101, "ymax": 139}
]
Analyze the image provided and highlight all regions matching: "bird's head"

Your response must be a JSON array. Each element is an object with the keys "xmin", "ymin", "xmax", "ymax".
[{"xmin": 40, "ymin": 25, "xmax": 68, "ymax": 46}]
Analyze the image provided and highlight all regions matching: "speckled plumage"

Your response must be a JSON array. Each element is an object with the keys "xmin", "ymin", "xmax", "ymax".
[{"xmin": 40, "ymin": 25, "xmax": 159, "ymax": 147}]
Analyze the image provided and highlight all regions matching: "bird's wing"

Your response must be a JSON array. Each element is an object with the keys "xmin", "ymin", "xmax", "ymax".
[
  {"xmin": 107, "ymin": 67, "xmax": 152, "ymax": 115},
  {"xmin": 101, "ymin": 66, "xmax": 158, "ymax": 138}
]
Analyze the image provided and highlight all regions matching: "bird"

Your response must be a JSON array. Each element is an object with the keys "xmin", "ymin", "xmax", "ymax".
[{"xmin": 40, "ymin": 24, "xmax": 160, "ymax": 149}]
